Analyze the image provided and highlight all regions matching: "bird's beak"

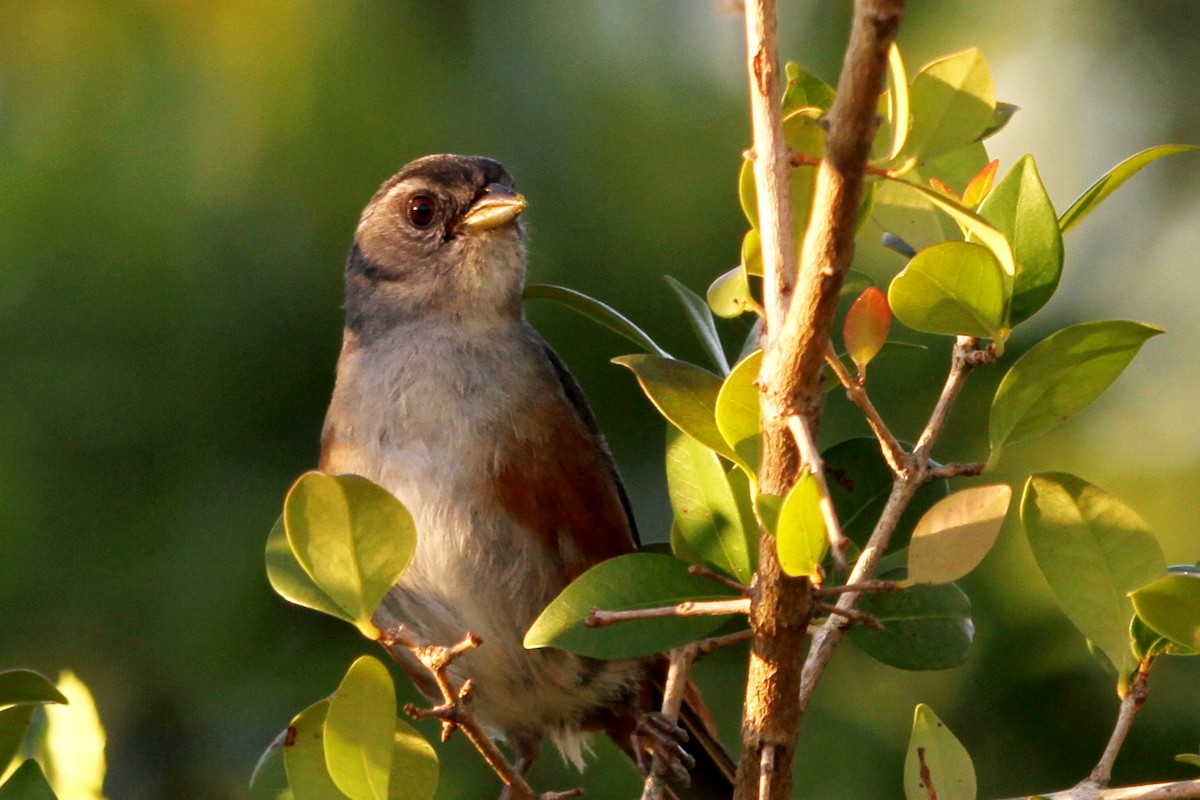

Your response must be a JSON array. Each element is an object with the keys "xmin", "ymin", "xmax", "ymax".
[{"xmin": 458, "ymin": 183, "xmax": 527, "ymax": 232}]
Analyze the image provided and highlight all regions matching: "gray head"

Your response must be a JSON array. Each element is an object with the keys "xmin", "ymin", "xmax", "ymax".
[{"xmin": 346, "ymin": 155, "xmax": 528, "ymax": 337}]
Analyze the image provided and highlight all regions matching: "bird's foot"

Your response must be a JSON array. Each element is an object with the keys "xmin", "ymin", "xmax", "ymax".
[{"xmin": 631, "ymin": 711, "xmax": 696, "ymax": 786}]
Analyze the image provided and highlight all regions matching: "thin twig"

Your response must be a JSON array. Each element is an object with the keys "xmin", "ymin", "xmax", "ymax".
[
  {"xmin": 817, "ymin": 580, "xmax": 900, "ymax": 596},
  {"xmin": 586, "ymin": 598, "xmax": 751, "ymax": 628},
  {"xmin": 816, "ymin": 601, "xmax": 884, "ymax": 631},
  {"xmin": 926, "ymin": 462, "xmax": 987, "ymax": 480},
  {"xmin": 825, "ymin": 343, "xmax": 910, "ymax": 475},
  {"xmin": 696, "ymin": 628, "xmax": 754, "ymax": 655},
  {"xmin": 640, "ymin": 645, "xmax": 701, "ymax": 800},
  {"xmin": 1086, "ymin": 665, "xmax": 1153, "ymax": 788},
  {"xmin": 993, "ymin": 779, "xmax": 1200, "ymax": 800},
  {"xmin": 785, "ymin": 414, "xmax": 847, "ymax": 568},
  {"xmin": 688, "ymin": 564, "xmax": 752, "ymax": 595}
]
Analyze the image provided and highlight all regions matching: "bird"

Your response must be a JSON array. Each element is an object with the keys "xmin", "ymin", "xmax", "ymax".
[{"xmin": 318, "ymin": 154, "xmax": 735, "ymax": 798}]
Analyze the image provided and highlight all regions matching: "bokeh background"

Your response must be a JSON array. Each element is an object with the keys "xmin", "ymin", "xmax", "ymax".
[{"xmin": 2, "ymin": 1, "xmax": 1199, "ymax": 798}]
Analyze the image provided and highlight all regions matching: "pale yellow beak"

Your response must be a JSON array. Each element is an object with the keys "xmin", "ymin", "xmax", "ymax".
[{"xmin": 459, "ymin": 183, "xmax": 527, "ymax": 231}]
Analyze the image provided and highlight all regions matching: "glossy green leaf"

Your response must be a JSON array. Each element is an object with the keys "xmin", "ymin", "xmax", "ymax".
[
  {"xmin": 904, "ymin": 705, "xmax": 977, "ymax": 800},
  {"xmin": 387, "ymin": 718, "xmax": 438, "ymax": 800},
  {"xmin": 843, "ymin": 287, "xmax": 892, "ymax": 374},
  {"xmin": 0, "ymin": 706, "xmax": 35, "ymax": 776},
  {"xmin": 524, "ymin": 553, "xmax": 741, "ymax": 659},
  {"xmin": 285, "ymin": 700, "xmax": 346, "ymax": 800},
  {"xmin": 41, "ymin": 671, "xmax": 106, "ymax": 800},
  {"xmin": 523, "ymin": 284, "xmax": 669, "ymax": 357},
  {"xmin": 666, "ymin": 427, "xmax": 754, "ymax": 584},
  {"xmin": 1130, "ymin": 614, "xmax": 1197, "ymax": 660},
  {"xmin": 885, "ymin": 43, "xmax": 910, "ymax": 160},
  {"xmin": 0, "ymin": 761, "xmax": 58, "ymax": 800},
  {"xmin": 823, "ymin": 438, "xmax": 948, "ymax": 549},
  {"xmin": 1059, "ymin": 145, "xmax": 1198, "ymax": 235},
  {"xmin": 324, "ymin": 656, "xmax": 395, "ymax": 800},
  {"xmin": 707, "ymin": 266, "xmax": 755, "ymax": 320},
  {"xmin": 714, "ymin": 351, "xmax": 763, "ymax": 474},
  {"xmin": 901, "ymin": 48, "xmax": 996, "ymax": 166},
  {"xmin": 989, "ymin": 321, "xmax": 1163, "ymax": 455},
  {"xmin": 905, "ymin": 485, "xmax": 1011, "ymax": 585},
  {"xmin": 1021, "ymin": 473, "xmax": 1167, "ymax": 677},
  {"xmin": 0, "ymin": 671, "xmax": 67, "ymax": 710},
  {"xmin": 848, "ymin": 581, "xmax": 974, "ymax": 670},
  {"xmin": 891, "ymin": 181, "xmax": 1016, "ymax": 277},
  {"xmin": 782, "ymin": 61, "xmax": 835, "ymax": 112},
  {"xmin": 267, "ymin": 516, "xmax": 353, "ymax": 624},
  {"xmin": 284, "ymin": 473, "xmax": 417, "ymax": 640},
  {"xmin": 739, "ymin": 109, "xmax": 824, "ymax": 232},
  {"xmin": 976, "ymin": 155, "xmax": 1063, "ymax": 324},
  {"xmin": 249, "ymin": 731, "xmax": 293, "ymax": 800},
  {"xmin": 741, "ymin": 229, "xmax": 763, "ymax": 276},
  {"xmin": 1131, "ymin": 574, "xmax": 1200, "ymax": 652},
  {"xmin": 612, "ymin": 355, "xmax": 738, "ymax": 465},
  {"xmin": 665, "ymin": 276, "xmax": 730, "ymax": 374},
  {"xmin": 888, "ymin": 242, "xmax": 1007, "ymax": 340},
  {"xmin": 775, "ymin": 471, "xmax": 827, "ymax": 579}
]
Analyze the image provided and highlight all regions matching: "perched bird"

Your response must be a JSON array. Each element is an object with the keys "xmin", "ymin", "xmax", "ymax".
[{"xmin": 318, "ymin": 154, "xmax": 733, "ymax": 798}]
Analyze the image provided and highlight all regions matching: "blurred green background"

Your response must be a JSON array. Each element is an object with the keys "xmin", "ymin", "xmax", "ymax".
[{"xmin": 2, "ymin": 1, "xmax": 1199, "ymax": 798}]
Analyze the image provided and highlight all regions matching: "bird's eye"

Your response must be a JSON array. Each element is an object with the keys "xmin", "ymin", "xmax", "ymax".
[{"xmin": 407, "ymin": 195, "xmax": 437, "ymax": 228}]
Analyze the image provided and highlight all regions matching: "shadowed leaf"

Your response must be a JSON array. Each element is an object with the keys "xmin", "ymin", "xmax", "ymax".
[{"xmin": 904, "ymin": 705, "xmax": 976, "ymax": 800}]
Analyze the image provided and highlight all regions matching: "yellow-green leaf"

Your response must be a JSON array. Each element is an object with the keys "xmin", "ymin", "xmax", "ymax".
[
  {"xmin": 523, "ymin": 284, "xmax": 669, "ymax": 357},
  {"xmin": 1059, "ymin": 145, "xmax": 1198, "ymax": 235},
  {"xmin": 1131, "ymin": 574, "xmax": 1200, "ymax": 652},
  {"xmin": 324, "ymin": 656, "xmax": 395, "ymax": 800},
  {"xmin": 715, "ymin": 351, "xmax": 763, "ymax": 474},
  {"xmin": 775, "ymin": 471, "xmax": 827, "ymax": 579},
  {"xmin": 42, "ymin": 671, "xmax": 106, "ymax": 800},
  {"xmin": 905, "ymin": 485, "xmax": 1011, "ymax": 585},
  {"xmin": 900, "ymin": 48, "xmax": 996, "ymax": 166},
  {"xmin": 284, "ymin": 700, "xmax": 345, "ymax": 800},
  {"xmin": 267, "ymin": 516, "xmax": 353, "ymax": 625},
  {"xmin": 888, "ymin": 241, "xmax": 1007, "ymax": 341},
  {"xmin": 904, "ymin": 705, "xmax": 977, "ymax": 800}
]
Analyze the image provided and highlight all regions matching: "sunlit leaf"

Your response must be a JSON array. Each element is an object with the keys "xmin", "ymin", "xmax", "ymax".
[
  {"xmin": 1130, "ymin": 613, "xmax": 1197, "ymax": 661},
  {"xmin": 775, "ymin": 471, "xmax": 827, "ymax": 579},
  {"xmin": 782, "ymin": 61, "xmax": 835, "ymax": 112},
  {"xmin": 42, "ymin": 672, "xmax": 105, "ymax": 800},
  {"xmin": 739, "ymin": 109, "xmax": 825, "ymax": 232},
  {"xmin": 324, "ymin": 657, "xmax": 394, "ymax": 800},
  {"xmin": 849, "ymin": 581, "xmax": 974, "ymax": 670},
  {"xmin": 0, "ymin": 761, "xmax": 57, "ymax": 800},
  {"xmin": 989, "ymin": 321, "xmax": 1163, "ymax": 456},
  {"xmin": 888, "ymin": 242, "xmax": 1007, "ymax": 340},
  {"xmin": 961, "ymin": 159, "xmax": 999, "ymax": 209},
  {"xmin": 665, "ymin": 276, "xmax": 730, "ymax": 374},
  {"xmin": 843, "ymin": 287, "xmax": 892, "ymax": 374},
  {"xmin": 524, "ymin": 554, "xmax": 741, "ymax": 659},
  {"xmin": 905, "ymin": 485, "xmax": 1011, "ymax": 585},
  {"xmin": 267, "ymin": 516, "xmax": 352, "ymax": 624},
  {"xmin": 284, "ymin": 473, "xmax": 417, "ymax": 639},
  {"xmin": 900, "ymin": 48, "xmax": 996, "ymax": 166},
  {"xmin": 0, "ymin": 671, "xmax": 67, "ymax": 711},
  {"xmin": 1177, "ymin": 752, "xmax": 1200, "ymax": 769},
  {"xmin": 715, "ymin": 351, "xmax": 763, "ymax": 473},
  {"xmin": 523, "ymin": 284, "xmax": 670, "ymax": 357},
  {"xmin": 387, "ymin": 719, "xmax": 438, "ymax": 800},
  {"xmin": 823, "ymin": 437, "xmax": 948, "ymax": 549},
  {"xmin": 612, "ymin": 355, "xmax": 739, "ymax": 465},
  {"xmin": 666, "ymin": 427, "xmax": 754, "ymax": 584},
  {"xmin": 976, "ymin": 155, "xmax": 1062, "ymax": 324},
  {"xmin": 708, "ymin": 266, "xmax": 755, "ymax": 320},
  {"xmin": 1131, "ymin": 574, "xmax": 1200, "ymax": 652},
  {"xmin": 890, "ymin": 180, "xmax": 1016, "ymax": 277},
  {"xmin": 1058, "ymin": 145, "xmax": 1198, "ymax": 235},
  {"xmin": 886, "ymin": 43, "xmax": 910, "ymax": 160},
  {"xmin": 904, "ymin": 705, "xmax": 976, "ymax": 800},
  {"xmin": 1021, "ymin": 473, "xmax": 1166, "ymax": 677},
  {"xmin": 284, "ymin": 700, "xmax": 345, "ymax": 800}
]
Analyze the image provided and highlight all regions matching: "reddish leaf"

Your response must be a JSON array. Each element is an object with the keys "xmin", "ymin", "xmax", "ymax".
[
  {"xmin": 962, "ymin": 159, "xmax": 999, "ymax": 208},
  {"xmin": 844, "ymin": 287, "xmax": 892, "ymax": 375},
  {"xmin": 927, "ymin": 177, "xmax": 959, "ymax": 200}
]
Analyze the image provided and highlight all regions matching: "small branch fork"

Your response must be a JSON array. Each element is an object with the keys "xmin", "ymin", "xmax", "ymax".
[{"xmin": 380, "ymin": 626, "xmax": 583, "ymax": 800}]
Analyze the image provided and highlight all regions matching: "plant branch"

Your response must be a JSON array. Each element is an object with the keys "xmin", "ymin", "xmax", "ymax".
[
  {"xmin": 688, "ymin": 564, "xmax": 753, "ymax": 595},
  {"xmin": 994, "ymin": 780, "xmax": 1200, "ymax": 800},
  {"xmin": 1086, "ymin": 664, "xmax": 1153, "ymax": 788},
  {"xmin": 585, "ymin": 598, "xmax": 751, "ymax": 628},
  {"xmin": 824, "ymin": 343, "xmax": 910, "ymax": 475}
]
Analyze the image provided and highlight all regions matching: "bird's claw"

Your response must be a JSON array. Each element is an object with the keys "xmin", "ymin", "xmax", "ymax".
[{"xmin": 632, "ymin": 712, "xmax": 696, "ymax": 786}]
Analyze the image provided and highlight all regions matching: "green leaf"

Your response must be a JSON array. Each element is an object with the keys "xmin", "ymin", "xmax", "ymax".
[
  {"xmin": 890, "ymin": 180, "xmax": 1016, "ymax": 278},
  {"xmin": 904, "ymin": 705, "xmax": 977, "ymax": 800},
  {"xmin": 41, "ymin": 672, "xmax": 106, "ymax": 800},
  {"xmin": 900, "ymin": 48, "xmax": 996, "ymax": 166},
  {"xmin": 324, "ymin": 656, "xmax": 395, "ymax": 800},
  {"xmin": 707, "ymin": 265, "xmax": 756, "ymax": 320},
  {"xmin": 823, "ymin": 437, "xmax": 948, "ymax": 549},
  {"xmin": 989, "ymin": 321, "xmax": 1163, "ymax": 455},
  {"xmin": 775, "ymin": 471, "xmax": 827, "ymax": 579},
  {"xmin": 714, "ymin": 351, "xmax": 763, "ymax": 474},
  {"xmin": 976, "ymin": 155, "xmax": 1063, "ymax": 324},
  {"xmin": 664, "ymin": 276, "xmax": 730, "ymax": 374},
  {"xmin": 250, "ymin": 731, "xmax": 293, "ymax": 800},
  {"xmin": 611, "ymin": 355, "xmax": 738, "ymax": 465},
  {"xmin": 284, "ymin": 473, "xmax": 418, "ymax": 640},
  {"xmin": 906, "ymin": 485, "xmax": 1011, "ymax": 586},
  {"xmin": 0, "ymin": 761, "xmax": 58, "ymax": 800},
  {"xmin": 739, "ymin": 109, "xmax": 824, "ymax": 233},
  {"xmin": 387, "ymin": 718, "xmax": 438, "ymax": 800},
  {"xmin": 666, "ymin": 427, "xmax": 754, "ymax": 583},
  {"xmin": 0, "ymin": 706, "xmax": 35, "ymax": 776},
  {"xmin": 888, "ymin": 242, "xmax": 1007, "ymax": 340},
  {"xmin": 1177, "ymin": 752, "xmax": 1200, "ymax": 769},
  {"xmin": 285, "ymin": 700, "xmax": 347, "ymax": 800},
  {"xmin": 0, "ymin": 671, "xmax": 68, "ymax": 710},
  {"xmin": 849, "ymin": 581, "xmax": 974, "ymax": 670},
  {"xmin": 1059, "ymin": 145, "xmax": 1198, "ymax": 235},
  {"xmin": 1131, "ymin": 574, "xmax": 1200, "ymax": 652},
  {"xmin": 980, "ymin": 102, "xmax": 1018, "ymax": 140},
  {"xmin": 843, "ymin": 286, "xmax": 892, "ymax": 374},
  {"xmin": 1130, "ymin": 614, "xmax": 1196, "ymax": 661},
  {"xmin": 523, "ymin": 284, "xmax": 669, "ymax": 357},
  {"xmin": 524, "ymin": 553, "xmax": 741, "ymax": 659},
  {"xmin": 1021, "ymin": 473, "xmax": 1167, "ymax": 677},
  {"xmin": 885, "ymin": 43, "xmax": 910, "ymax": 161},
  {"xmin": 782, "ymin": 61, "xmax": 835, "ymax": 112},
  {"xmin": 267, "ymin": 516, "xmax": 353, "ymax": 624}
]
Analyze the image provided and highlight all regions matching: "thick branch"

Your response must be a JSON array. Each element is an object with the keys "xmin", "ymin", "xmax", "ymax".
[{"xmin": 994, "ymin": 780, "xmax": 1200, "ymax": 800}]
